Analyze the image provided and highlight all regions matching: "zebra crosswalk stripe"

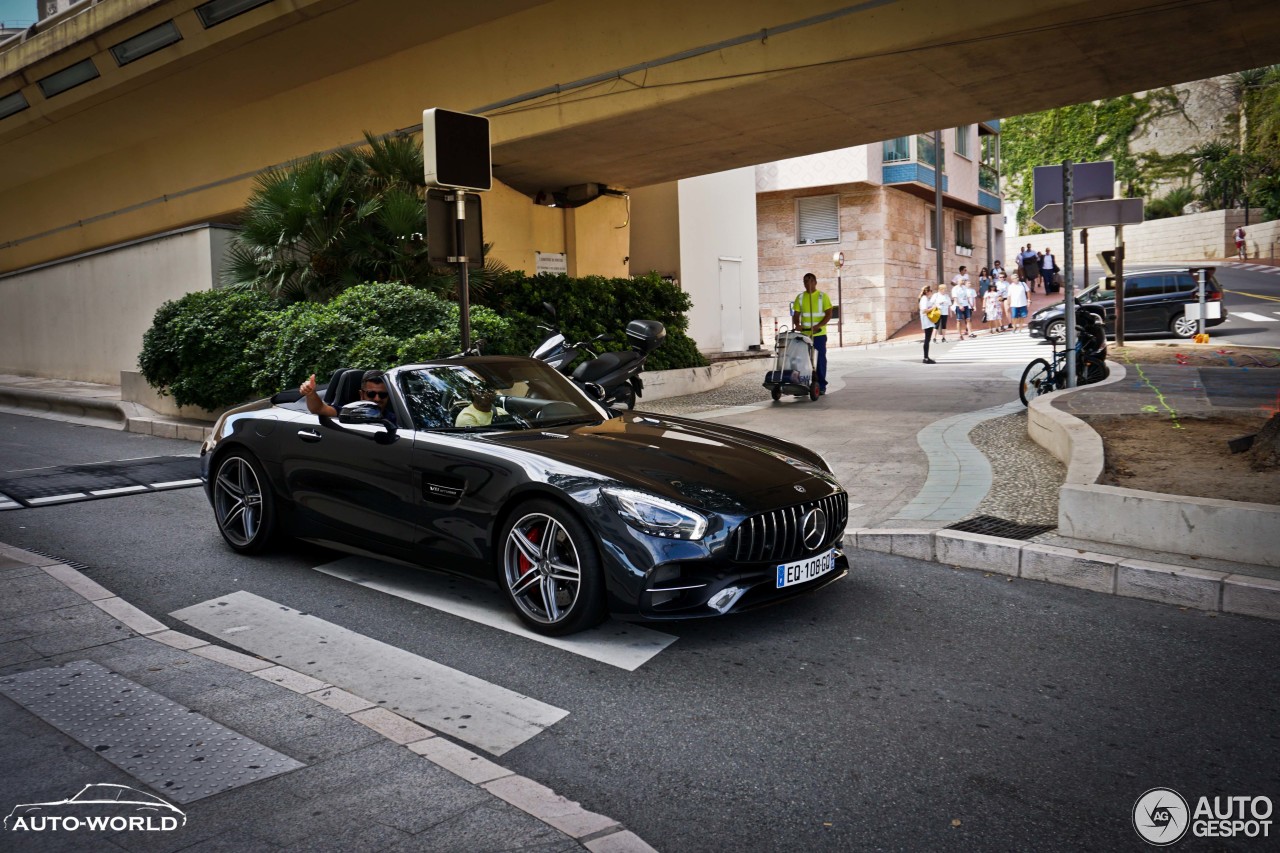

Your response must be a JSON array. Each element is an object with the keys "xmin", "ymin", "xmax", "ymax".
[
  {"xmin": 172, "ymin": 590, "xmax": 569, "ymax": 756},
  {"xmin": 938, "ymin": 333, "xmax": 1059, "ymax": 363},
  {"xmin": 313, "ymin": 557, "xmax": 676, "ymax": 672},
  {"xmin": 1232, "ymin": 311, "xmax": 1278, "ymax": 322}
]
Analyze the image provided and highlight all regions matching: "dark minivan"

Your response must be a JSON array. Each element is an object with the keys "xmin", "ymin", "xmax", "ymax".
[{"xmin": 1029, "ymin": 265, "xmax": 1226, "ymax": 341}]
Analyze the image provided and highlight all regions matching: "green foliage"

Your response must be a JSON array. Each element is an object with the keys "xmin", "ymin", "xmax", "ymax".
[
  {"xmin": 476, "ymin": 271, "xmax": 706, "ymax": 370},
  {"xmin": 222, "ymin": 132, "xmax": 512, "ymax": 303},
  {"xmin": 138, "ymin": 289, "xmax": 277, "ymax": 410},
  {"xmin": 1002, "ymin": 96, "xmax": 1150, "ymax": 233},
  {"xmin": 1145, "ymin": 186, "xmax": 1196, "ymax": 220},
  {"xmin": 259, "ymin": 283, "xmax": 463, "ymax": 391},
  {"xmin": 141, "ymin": 271, "xmax": 707, "ymax": 411}
]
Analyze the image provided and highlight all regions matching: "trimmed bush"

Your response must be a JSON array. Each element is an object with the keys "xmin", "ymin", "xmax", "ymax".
[
  {"xmin": 138, "ymin": 289, "xmax": 276, "ymax": 410},
  {"xmin": 141, "ymin": 273, "xmax": 707, "ymax": 410}
]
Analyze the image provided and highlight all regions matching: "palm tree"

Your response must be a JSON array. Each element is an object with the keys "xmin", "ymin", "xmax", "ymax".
[{"xmin": 222, "ymin": 133, "xmax": 437, "ymax": 302}]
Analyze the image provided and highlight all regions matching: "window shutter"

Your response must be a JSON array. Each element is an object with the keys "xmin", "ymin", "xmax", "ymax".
[{"xmin": 796, "ymin": 195, "xmax": 839, "ymax": 244}]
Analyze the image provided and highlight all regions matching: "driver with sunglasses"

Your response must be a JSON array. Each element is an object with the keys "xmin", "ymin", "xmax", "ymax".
[{"xmin": 298, "ymin": 369, "xmax": 398, "ymax": 426}]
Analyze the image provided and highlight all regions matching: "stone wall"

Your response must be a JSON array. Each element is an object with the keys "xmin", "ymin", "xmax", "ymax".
[{"xmin": 1010, "ymin": 209, "xmax": 1280, "ymax": 273}]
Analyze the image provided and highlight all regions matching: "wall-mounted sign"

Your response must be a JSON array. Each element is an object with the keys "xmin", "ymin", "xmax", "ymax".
[{"xmin": 536, "ymin": 252, "xmax": 567, "ymax": 275}]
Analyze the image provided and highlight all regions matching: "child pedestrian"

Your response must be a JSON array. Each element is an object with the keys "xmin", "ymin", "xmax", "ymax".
[{"xmin": 983, "ymin": 284, "xmax": 1002, "ymax": 334}]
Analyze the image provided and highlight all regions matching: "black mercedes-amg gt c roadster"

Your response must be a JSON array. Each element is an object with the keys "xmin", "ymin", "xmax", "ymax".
[{"xmin": 201, "ymin": 356, "xmax": 848, "ymax": 635}]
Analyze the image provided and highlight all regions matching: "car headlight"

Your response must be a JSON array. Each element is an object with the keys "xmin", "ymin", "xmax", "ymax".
[{"xmin": 604, "ymin": 488, "xmax": 707, "ymax": 540}]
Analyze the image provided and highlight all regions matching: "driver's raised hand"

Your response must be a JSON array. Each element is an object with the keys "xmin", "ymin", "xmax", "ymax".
[{"xmin": 299, "ymin": 373, "xmax": 318, "ymax": 397}]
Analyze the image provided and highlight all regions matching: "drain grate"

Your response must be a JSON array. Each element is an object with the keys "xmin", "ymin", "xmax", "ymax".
[{"xmin": 945, "ymin": 514, "xmax": 1055, "ymax": 541}]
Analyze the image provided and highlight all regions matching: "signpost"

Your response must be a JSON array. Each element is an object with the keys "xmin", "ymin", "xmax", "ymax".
[
  {"xmin": 423, "ymin": 108, "xmax": 492, "ymax": 352},
  {"xmin": 1032, "ymin": 160, "xmax": 1144, "ymax": 356}
]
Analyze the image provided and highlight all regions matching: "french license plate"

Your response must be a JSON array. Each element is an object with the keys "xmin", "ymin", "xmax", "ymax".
[{"xmin": 776, "ymin": 549, "xmax": 836, "ymax": 588}]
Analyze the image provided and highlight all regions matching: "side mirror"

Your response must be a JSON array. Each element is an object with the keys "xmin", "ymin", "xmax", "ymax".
[
  {"xmin": 335, "ymin": 401, "xmax": 398, "ymax": 442},
  {"xmin": 338, "ymin": 401, "xmax": 383, "ymax": 424},
  {"xmin": 542, "ymin": 302, "xmax": 557, "ymax": 319}
]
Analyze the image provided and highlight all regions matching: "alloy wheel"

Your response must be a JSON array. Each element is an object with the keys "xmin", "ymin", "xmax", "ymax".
[
  {"xmin": 502, "ymin": 512, "xmax": 582, "ymax": 626},
  {"xmin": 214, "ymin": 456, "xmax": 263, "ymax": 548}
]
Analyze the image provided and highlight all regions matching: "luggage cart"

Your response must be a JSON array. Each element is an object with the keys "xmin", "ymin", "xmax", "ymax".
[{"xmin": 763, "ymin": 329, "xmax": 819, "ymax": 402}]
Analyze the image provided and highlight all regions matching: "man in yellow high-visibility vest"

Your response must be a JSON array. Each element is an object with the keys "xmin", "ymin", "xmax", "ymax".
[{"xmin": 791, "ymin": 272, "xmax": 834, "ymax": 396}]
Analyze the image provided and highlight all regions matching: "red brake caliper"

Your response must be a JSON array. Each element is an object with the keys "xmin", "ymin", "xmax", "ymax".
[{"xmin": 517, "ymin": 525, "xmax": 542, "ymax": 577}]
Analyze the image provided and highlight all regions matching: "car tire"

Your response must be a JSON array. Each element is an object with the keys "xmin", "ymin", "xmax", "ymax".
[
  {"xmin": 1170, "ymin": 313, "xmax": 1199, "ymax": 339},
  {"xmin": 212, "ymin": 450, "xmax": 275, "ymax": 554},
  {"xmin": 499, "ymin": 500, "xmax": 607, "ymax": 636},
  {"xmin": 1045, "ymin": 319, "xmax": 1066, "ymax": 343},
  {"xmin": 1018, "ymin": 358, "xmax": 1054, "ymax": 407}
]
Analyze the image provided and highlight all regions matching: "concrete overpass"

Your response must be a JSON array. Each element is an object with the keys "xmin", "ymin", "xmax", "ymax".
[{"xmin": 2, "ymin": 0, "xmax": 1279, "ymax": 274}]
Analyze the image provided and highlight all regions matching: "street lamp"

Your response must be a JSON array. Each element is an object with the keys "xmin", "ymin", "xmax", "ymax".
[{"xmin": 833, "ymin": 251, "xmax": 845, "ymax": 348}]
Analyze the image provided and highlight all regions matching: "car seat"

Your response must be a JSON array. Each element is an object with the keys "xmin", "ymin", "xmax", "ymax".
[{"xmin": 329, "ymin": 368, "xmax": 373, "ymax": 409}]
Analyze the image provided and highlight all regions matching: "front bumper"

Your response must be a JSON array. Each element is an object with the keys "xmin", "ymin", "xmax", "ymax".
[{"xmin": 634, "ymin": 548, "xmax": 850, "ymax": 620}]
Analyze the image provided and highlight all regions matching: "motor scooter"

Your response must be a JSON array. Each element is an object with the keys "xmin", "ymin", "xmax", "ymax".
[
  {"xmin": 529, "ymin": 305, "xmax": 665, "ymax": 409},
  {"xmin": 569, "ymin": 320, "xmax": 665, "ymax": 409}
]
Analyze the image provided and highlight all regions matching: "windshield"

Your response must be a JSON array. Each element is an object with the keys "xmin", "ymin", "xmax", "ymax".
[
  {"xmin": 398, "ymin": 359, "xmax": 606, "ymax": 431},
  {"xmin": 1077, "ymin": 282, "xmax": 1107, "ymax": 303}
]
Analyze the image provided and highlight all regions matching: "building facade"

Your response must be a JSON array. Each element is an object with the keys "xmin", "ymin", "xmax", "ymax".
[
  {"xmin": 630, "ymin": 123, "xmax": 1005, "ymax": 355},
  {"xmin": 755, "ymin": 123, "xmax": 1004, "ymax": 346}
]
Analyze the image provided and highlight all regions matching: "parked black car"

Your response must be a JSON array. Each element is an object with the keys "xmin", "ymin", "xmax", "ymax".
[
  {"xmin": 200, "ymin": 356, "xmax": 849, "ymax": 635},
  {"xmin": 1029, "ymin": 266, "xmax": 1226, "ymax": 341}
]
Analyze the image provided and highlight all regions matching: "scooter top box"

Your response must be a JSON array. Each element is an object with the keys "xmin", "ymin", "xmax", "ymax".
[{"xmin": 626, "ymin": 320, "xmax": 666, "ymax": 354}]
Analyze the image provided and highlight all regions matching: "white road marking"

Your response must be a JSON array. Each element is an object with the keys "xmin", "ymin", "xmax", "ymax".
[
  {"xmin": 313, "ymin": 557, "xmax": 677, "ymax": 671},
  {"xmin": 26, "ymin": 493, "xmax": 88, "ymax": 504},
  {"xmin": 171, "ymin": 590, "xmax": 568, "ymax": 756},
  {"xmin": 938, "ymin": 333, "xmax": 1057, "ymax": 363},
  {"xmin": 151, "ymin": 478, "xmax": 203, "ymax": 489},
  {"xmin": 89, "ymin": 485, "xmax": 149, "ymax": 496},
  {"xmin": 1232, "ymin": 311, "xmax": 1278, "ymax": 322}
]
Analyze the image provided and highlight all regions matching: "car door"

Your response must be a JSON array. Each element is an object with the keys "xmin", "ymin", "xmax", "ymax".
[
  {"xmin": 281, "ymin": 406, "xmax": 418, "ymax": 552},
  {"xmin": 1122, "ymin": 274, "xmax": 1169, "ymax": 333}
]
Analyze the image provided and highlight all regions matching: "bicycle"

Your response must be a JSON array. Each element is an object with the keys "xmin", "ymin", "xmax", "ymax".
[{"xmin": 1018, "ymin": 337, "xmax": 1109, "ymax": 406}]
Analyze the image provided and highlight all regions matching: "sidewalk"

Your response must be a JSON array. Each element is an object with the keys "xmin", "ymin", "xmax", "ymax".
[{"xmin": 0, "ymin": 542, "xmax": 653, "ymax": 852}]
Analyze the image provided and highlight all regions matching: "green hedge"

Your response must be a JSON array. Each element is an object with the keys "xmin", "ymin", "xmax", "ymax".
[{"xmin": 140, "ymin": 274, "xmax": 707, "ymax": 410}]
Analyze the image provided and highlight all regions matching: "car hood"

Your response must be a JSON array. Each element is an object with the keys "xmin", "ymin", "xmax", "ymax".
[{"xmin": 481, "ymin": 413, "xmax": 842, "ymax": 514}]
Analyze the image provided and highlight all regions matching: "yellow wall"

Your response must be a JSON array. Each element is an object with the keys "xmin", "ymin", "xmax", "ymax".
[{"xmin": 565, "ymin": 195, "xmax": 630, "ymax": 278}]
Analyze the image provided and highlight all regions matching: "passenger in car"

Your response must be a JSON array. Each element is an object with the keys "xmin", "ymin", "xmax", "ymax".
[
  {"xmin": 299, "ymin": 370, "xmax": 398, "ymax": 426},
  {"xmin": 455, "ymin": 388, "xmax": 507, "ymax": 427}
]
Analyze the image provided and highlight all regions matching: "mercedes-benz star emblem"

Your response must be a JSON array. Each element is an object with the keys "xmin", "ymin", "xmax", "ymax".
[
  {"xmin": 794, "ymin": 485, "xmax": 806, "ymax": 493},
  {"xmin": 801, "ymin": 507, "xmax": 827, "ymax": 550}
]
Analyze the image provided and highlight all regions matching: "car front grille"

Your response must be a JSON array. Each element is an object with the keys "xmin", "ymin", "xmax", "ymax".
[{"xmin": 728, "ymin": 492, "xmax": 848, "ymax": 564}]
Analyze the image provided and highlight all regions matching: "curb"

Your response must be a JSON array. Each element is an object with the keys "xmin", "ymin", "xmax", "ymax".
[
  {"xmin": 0, "ymin": 542, "xmax": 657, "ymax": 853},
  {"xmin": 845, "ymin": 530, "xmax": 1280, "ymax": 620},
  {"xmin": 1027, "ymin": 361, "xmax": 1280, "ymax": 568},
  {"xmin": 0, "ymin": 384, "xmax": 214, "ymax": 441}
]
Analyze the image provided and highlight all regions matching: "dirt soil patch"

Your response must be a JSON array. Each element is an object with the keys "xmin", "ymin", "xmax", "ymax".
[
  {"xmin": 1085, "ymin": 412, "xmax": 1280, "ymax": 505},
  {"xmin": 1110, "ymin": 343, "xmax": 1280, "ymax": 368}
]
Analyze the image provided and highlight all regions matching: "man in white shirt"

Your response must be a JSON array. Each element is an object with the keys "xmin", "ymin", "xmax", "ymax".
[
  {"xmin": 950, "ymin": 266, "xmax": 976, "ymax": 338},
  {"xmin": 1006, "ymin": 274, "xmax": 1031, "ymax": 332}
]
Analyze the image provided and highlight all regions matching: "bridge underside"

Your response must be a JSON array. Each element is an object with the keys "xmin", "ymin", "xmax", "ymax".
[{"xmin": 2, "ymin": 0, "xmax": 1278, "ymax": 270}]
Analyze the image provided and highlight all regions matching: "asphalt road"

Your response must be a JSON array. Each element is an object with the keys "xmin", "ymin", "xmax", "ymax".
[{"xmin": 1, "ymin": 412, "xmax": 1277, "ymax": 851}]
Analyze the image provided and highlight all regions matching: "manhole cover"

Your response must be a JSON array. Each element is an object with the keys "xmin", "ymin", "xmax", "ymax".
[{"xmin": 945, "ymin": 514, "xmax": 1054, "ymax": 541}]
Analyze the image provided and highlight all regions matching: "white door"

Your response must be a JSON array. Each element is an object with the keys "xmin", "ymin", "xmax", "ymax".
[{"xmin": 719, "ymin": 257, "xmax": 744, "ymax": 352}]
